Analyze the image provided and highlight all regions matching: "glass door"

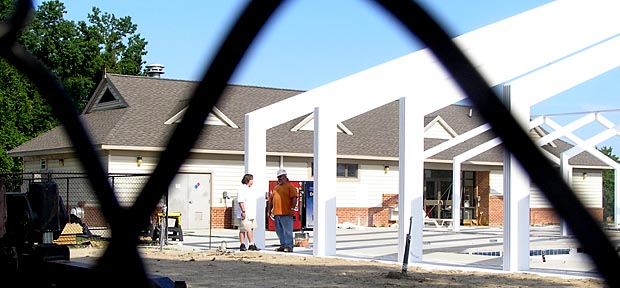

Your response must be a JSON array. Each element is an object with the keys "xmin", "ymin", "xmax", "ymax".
[
  {"xmin": 424, "ymin": 179, "xmax": 452, "ymax": 219},
  {"xmin": 461, "ymin": 171, "xmax": 476, "ymax": 224}
]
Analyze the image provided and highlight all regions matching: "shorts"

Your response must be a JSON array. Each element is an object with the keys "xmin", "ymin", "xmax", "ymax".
[{"xmin": 239, "ymin": 218, "xmax": 257, "ymax": 232}]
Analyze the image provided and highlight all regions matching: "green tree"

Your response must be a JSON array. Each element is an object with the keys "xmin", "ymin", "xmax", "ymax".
[
  {"xmin": 20, "ymin": 1, "xmax": 148, "ymax": 109},
  {"xmin": 599, "ymin": 146, "xmax": 619, "ymax": 222},
  {"xmin": 0, "ymin": 0, "xmax": 148, "ymax": 172}
]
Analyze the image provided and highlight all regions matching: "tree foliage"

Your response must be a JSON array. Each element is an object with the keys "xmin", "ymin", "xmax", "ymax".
[
  {"xmin": 599, "ymin": 146, "xmax": 619, "ymax": 222},
  {"xmin": 0, "ymin": 0, "xmax": 148, "ymax": 172}
]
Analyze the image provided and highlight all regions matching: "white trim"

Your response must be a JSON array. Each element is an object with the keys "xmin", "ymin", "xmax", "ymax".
[
  {"xmin": 164, "ymin": 106, "xmax": 239, "ymax": 128},
  {"xmin": 424, "ymin": 116, "xmax": 458, "ymax": 138},
  {"xmin": 290, "ymin": 113, "xmax": 353, "ymax": 135}
]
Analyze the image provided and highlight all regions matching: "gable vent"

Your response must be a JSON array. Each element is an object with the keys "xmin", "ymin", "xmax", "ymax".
[{"xmin": 146, "ymin": 63, "xmax": 165, "ymax": 78}]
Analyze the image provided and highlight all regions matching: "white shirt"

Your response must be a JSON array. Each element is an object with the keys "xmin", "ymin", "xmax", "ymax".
[
  {"xmin": 71, "ymin": 206, "xmax": 84, "ymax": 219},
  {"xmin": 236, "ymin": 184, "xmax": 257, "ymax": 220}
]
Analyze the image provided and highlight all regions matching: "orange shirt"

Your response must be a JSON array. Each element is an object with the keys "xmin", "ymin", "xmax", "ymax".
[{"xmin": 269, "ymin": 182, "xmax": 298, "ymax": 216}]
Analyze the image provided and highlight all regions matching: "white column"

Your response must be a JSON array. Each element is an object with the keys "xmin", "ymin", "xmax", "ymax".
[
  {"xmin": 559, "ymin": 155, "xmax": 572, "ymax": 236},
  {"xmin": 452, "ymin": 163, "xmax": 462, "ymax": 232},
  {"xmin": 502, "ymin": 85, "xmax": 530, "ymax": 271},
  {"xmin": 313, "ymin": 106, "xmax": 337, "ymax": 256},
  {"xmin": 398, "ymin": 97, "xmax": 424, "ymax": 263},
  {"xmin": 615, "ymin": 169, "xmax": 620, "ymax": 229},
  {"xmin": 245, "ymin": 114, "xmax": 267, "ymax": 249}
]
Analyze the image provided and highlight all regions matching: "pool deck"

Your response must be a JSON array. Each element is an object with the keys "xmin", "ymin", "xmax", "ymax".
[{"xmin": 165, "ymin": 225, "xmax": 620, "ymax": 281}]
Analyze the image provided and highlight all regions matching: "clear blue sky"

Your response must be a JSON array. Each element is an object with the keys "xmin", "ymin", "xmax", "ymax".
[{"xmin": 43, "ymin": 1, "xmax": 620, "ymax": 155}]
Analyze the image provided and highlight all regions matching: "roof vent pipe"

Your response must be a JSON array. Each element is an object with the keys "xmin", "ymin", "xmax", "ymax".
[{"xmin": 146, "ymin": 63, "xmax": 165, "ymax": 78}]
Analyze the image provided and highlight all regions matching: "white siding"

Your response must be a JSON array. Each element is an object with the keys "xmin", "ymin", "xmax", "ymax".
[
  {"xmin": 425, "ymin": 123, "xmax": 452, "ymax": 139},
  {"xmin": 491, "ymin": 168, "xmax": 602, "ymax": 209},
  {"xmin": 23, "ymin": 155, "xmax": 87, "ymax": 173},
  {"xmin": 489, "ymin": 169, "xmax": 503, "ymax": 196},
  {"xmin": 108, "ymin": 153, "xmax": 240, "ymax": 208},
  {"xmin": 336, "ymin": 164, "xmax": 398, "ymax": 208},
  {"xmin": 572, "ymin": 169, "xmax": 603, "ymax": 208},
  {"xmin": 270, "ymin": 160, "xmax": 311, "ymax": 182},
  {"xmin": 529, "ymin": 185, "xmax": 550, "ymax": 208},
  {"xmin": 493, "ymin": 169, "xmax": 563, "ymax": 208}
]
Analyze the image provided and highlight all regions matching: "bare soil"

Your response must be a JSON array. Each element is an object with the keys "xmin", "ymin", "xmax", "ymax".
[{"xmin": 69, "ymin": 244, "xmax": 607, "ymax": 288}]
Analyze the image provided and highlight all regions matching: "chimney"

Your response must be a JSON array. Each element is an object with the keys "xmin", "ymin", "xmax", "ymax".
[{"xmin": 146, "ymin": 63, "xmax": 165, "ymax": 78}]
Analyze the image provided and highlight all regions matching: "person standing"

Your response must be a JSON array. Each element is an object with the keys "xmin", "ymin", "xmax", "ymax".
[
  {"xmin": 237, "ymin": 174, "xmax": 260, "ymax": 251},
  {"xmin": 268, "ymin": 169, "xmax": 298, "ymax": 252}
]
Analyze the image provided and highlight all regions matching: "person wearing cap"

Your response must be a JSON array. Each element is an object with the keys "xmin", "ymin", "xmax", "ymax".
[{"xmin": 268, "ymin": 168, "xmax": 299, "ymax": 252}]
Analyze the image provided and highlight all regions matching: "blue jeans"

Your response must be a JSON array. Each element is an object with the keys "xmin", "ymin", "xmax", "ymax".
[{"xmin": 274, "ymin": 215, "xmax": 294, "ymax": 249}]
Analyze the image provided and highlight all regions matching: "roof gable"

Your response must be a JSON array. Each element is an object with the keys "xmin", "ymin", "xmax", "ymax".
[
  {"xmin": 164, "ymin": 106, "xmax": 239, "ymax": 128},
  {"xmin": 290, "ymin": 113, "xmax": 353, "ymax": 135},
  {"xmin": 83, "ymin": 76, "xmax": 129, "ymax": 113},
  {"xmin": 424, "ymin": 116, "xmax": 458, "ymax": 139}
]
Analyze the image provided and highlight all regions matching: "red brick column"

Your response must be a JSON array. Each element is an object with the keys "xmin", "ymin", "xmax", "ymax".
[
  {"xmin": 489, "ymin": 195, "xmax": 504, "ymax": 226},
  {"xmin": 476, "ymin": 171, "xmax": 490, "ymax": 226},
  {"xmin": 211, "ymin": 207, "xmax": 233, "ymax": 228}
]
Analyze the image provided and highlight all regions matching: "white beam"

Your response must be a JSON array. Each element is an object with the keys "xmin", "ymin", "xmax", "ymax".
[
  {"xmin": 508, "ymin": 36, "xmax": 620, "ymax": 107},
  {"xmin": 424, "ymin": 124, "xmax": 491, "ymax": 159},
  {"xmin": 535, "ymin": 114, "xmax": 596, "ymax": 147},
  {"xmin": 247, "ymin": 2, "xmax": 620, "ymax": 131}
]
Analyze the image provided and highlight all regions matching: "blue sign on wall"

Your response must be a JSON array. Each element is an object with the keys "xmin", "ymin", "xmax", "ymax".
[{"xmin": 305, "ymin": 181, "xmax": 314, "ymax": 229}]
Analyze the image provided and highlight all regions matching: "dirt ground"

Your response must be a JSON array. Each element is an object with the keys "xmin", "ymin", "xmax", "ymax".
[{"xmin": 69, "ymin": 243, "xmax": 607, "ymax": 288}]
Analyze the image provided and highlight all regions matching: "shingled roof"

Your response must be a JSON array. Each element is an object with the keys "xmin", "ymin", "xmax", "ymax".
[{"xmin": 8, "ymin": 74, "xmax": 607, "ymax": 167}]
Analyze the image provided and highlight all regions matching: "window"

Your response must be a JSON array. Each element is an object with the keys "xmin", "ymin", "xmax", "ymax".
[
  {"xmin": 40, "ymin": 159, "xmax": 47, "ymax": 170},
  {"xmin": 337, "ymin": 163, "xmax": 358, "ymax": 178},
  {"xmin": 310, "ymin": 162, "xmax": 359, "ymax": 178}
]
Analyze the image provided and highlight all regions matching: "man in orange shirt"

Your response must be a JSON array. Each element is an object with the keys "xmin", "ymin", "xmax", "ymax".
[{"xmin": 268, "ymin": 169, "xmax": 298, "ymax": 252}]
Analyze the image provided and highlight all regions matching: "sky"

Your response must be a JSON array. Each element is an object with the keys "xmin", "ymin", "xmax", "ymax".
[{"xmin": 34, "ymin": 0, "xmax": 620, "ymax": 155}]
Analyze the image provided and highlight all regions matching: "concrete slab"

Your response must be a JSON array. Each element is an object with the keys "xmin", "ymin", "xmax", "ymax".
[{"xmin": 172, "ymin": 225, "xmax": 617, "ymax": 281}]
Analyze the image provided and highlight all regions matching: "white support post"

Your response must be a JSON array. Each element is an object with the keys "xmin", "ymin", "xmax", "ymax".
[
  {"xmin": 615, "ymin": 169, "xmax": 620, "ymax": 229},
  {"xmin": 559, "ymin": 154, "xmax": 572, "ymax": 236},
  {"xmin": 398, "ymin": 97, "xmax": 424, "ymax": 263},
  {"xmin": 452, "ymin": 164, "xmax": 461, "ymax": 232},
  {"xmin": 502, "ymin": 85, "xmax": 530, "ymax": 272},
  {"xmin": 245, "ymin": 114, "xmax": 267, "ymax": 249},
  {"xmin": 313, "ymin": 107, "xmax": 337, "ymax": 256},
  {"xmin": 452, "ymin": 138, "xmax": 503, "ymax": 232}
]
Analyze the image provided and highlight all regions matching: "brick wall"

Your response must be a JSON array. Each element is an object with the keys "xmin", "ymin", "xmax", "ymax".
[
  {"xmin": 488, "ymin": 198, "xmax": 604, "ymax": 226},
  {"xmin": 337, "ymin": 208, "xmax": 371, "ymax": 226},
  {"xmin": 208, "ymin": 186, "xmax": 606, "ymax": 228},
  {"xmin": 477, "ymin": 171, "xmax": 490, "ymax": 225},
  {"xmin": 211, "ymin": 207, "xmax": 233, "ymax": 228},
  {"xmin": 530, "ymin": 208, "xmax": 559, "ymax": 225},
  {"xmin": 489, "ymin": 195, "xmax": 504, "ymax": 226}
]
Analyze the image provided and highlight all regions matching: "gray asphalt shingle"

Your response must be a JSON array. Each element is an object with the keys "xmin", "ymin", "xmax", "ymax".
[{"xmin": 8, "ymin": 74, "xmax": 607, "ymax": 167}]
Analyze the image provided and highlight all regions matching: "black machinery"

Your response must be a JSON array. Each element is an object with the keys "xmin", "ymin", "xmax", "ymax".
[{"xmin": 0, "ymin": 181, "xmax": 184, "ymax": 287}]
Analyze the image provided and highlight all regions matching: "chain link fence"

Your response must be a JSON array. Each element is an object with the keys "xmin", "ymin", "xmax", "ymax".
[
  {"xmin": 2, "ymin": 0, "xmax": 619, "ymax": 286},
  {"xmin": 0, "ymin": 172, "xmax": 158, "ymax": 237}
]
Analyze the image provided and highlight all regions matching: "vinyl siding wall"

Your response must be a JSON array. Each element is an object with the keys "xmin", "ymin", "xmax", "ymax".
[{"xmin": 490, "ymin": 168, "xmax": 603, "ymax": 208}]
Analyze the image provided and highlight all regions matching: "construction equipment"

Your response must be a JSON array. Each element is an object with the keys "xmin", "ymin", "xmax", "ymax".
[{"xmin": 0, "ymin": 181, "xmax": 185, "ymax": 287}]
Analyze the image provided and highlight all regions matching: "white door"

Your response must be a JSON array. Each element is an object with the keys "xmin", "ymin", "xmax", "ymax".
[
  {"xmin": 187, "ymin": 173, "xmax": 211, "ymax": 229},
  {"xmin": 168, "ymin": 173, "xmax": 211, "ymax": 229}
]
